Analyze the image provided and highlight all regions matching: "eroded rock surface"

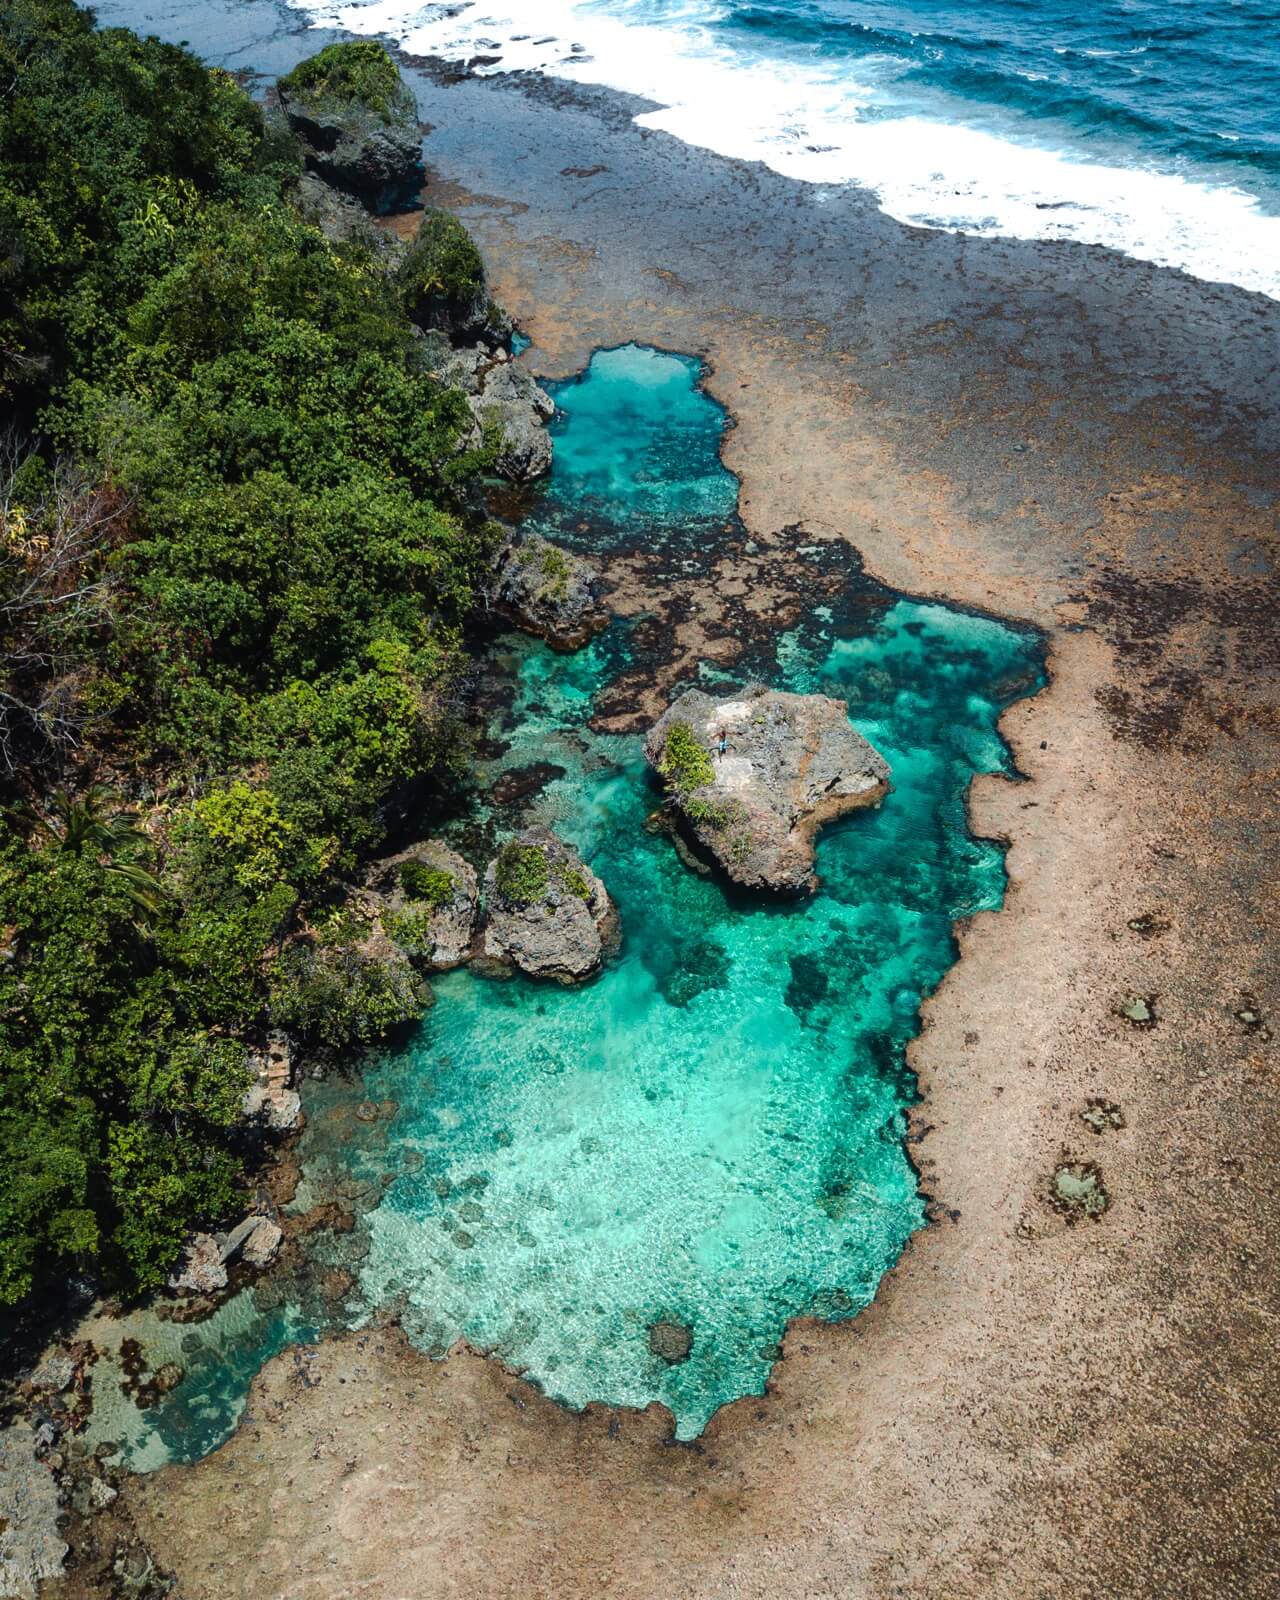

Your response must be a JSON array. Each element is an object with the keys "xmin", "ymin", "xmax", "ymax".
[
  {"xmin": 166, "ymin": 1234, "xmax": 227, "ymax": 1296},
  {"xmin": 363, "ymin": 841, "xmax": 479, "ymax": 971},
  {"xmin": 0, "ymin": 1422, "xmax": 66, "ymax": 1597},
  {"xmin": 486, "ymin": 532, "xmax": 607, "ymax": 650},
  {"xmin": 242, "ymin": 1032, "xmax": 301, "ymax": 1132},
  {"xmin": 646, "ymin": 685, "xmax": 890, "ymax": 894},
  {"xmin": 417, "ymin": 334, "xmax": 554, "ymax": 482},
  {"xmin": 277, "ymin": 50, "xmax": 421, "ymax": 207},
  {"xmin": 481, "ymin": 828, "xmax": 618, "ymax": 983}
]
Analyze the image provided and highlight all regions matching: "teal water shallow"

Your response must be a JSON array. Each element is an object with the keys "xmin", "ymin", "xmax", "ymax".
[{"xmin": 80, "ymin": 345, "xmax": 1043, "ymax": 1464}]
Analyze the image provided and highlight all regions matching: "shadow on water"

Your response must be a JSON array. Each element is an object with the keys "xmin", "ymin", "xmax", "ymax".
[{"xmin": 79, "ymin": 343, "xmax": 1044, "ymax": 1465}]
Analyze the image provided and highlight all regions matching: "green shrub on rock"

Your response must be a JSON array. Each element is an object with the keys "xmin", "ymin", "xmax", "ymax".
[
  {"xmin": 399, "ymin": 860, "xmax": 455, "ymax": 907},
  {"xmin": 277, "ymin": 41, "xmax": 402, "ymax": 118},
  {"xmin": 396, "ymin": 208, "xmax": 488, "ymax": 335},
  {"xmin": 494, "ymin": 840, "xmax": 550, "ymax": 904},
  {"xmin": 657, "ymin": 720, "xmax": 715, "ymax": 795}
]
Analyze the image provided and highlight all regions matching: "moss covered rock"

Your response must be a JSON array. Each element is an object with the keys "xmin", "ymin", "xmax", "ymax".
[
  {"xmin": 277, "ymin": 42, "xmax": 422, "ymax": 207},
  {"xmin": 481, "ymin": 828, "xmax": 618, "ymax": 983}
]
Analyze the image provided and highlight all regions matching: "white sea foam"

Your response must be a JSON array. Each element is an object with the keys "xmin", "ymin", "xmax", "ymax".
[{"xmin": 288, "ymin": 0, "xmax": 1280, "ymax": 298}]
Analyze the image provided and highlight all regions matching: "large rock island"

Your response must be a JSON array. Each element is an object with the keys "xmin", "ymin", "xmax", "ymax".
[{"xmin": 646, "ymin": 685, "xmax": 890, "ymax": 895}]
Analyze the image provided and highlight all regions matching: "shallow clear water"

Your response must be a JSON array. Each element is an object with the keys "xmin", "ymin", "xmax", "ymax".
[
  {"xmin": 296, "ymin": 0, "xmax": 1280, "ymax": 295},
  {"xmin": 81, "ymin": 344, "xmax": 1042, "ymax": 1463},
  {"xmin": 528, "ymin": 343, "xmax": 741, "ymax": 544}
]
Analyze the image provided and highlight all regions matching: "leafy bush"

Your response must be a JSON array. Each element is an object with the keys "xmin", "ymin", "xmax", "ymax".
[
  {"xmin": 277, "ymin": 41, "xmax": 402, "ymax": 118},
  {"xmin": 269, "ymin": 940, "xmax": 427, "ymax": 1049},
  {"xmin": 0, "ymin": 0, "xmax": 503, "ymax": 1303},
  {"xmin": 658, "ymin": 720, "xmax": 715, "ymax": 795},
  {"xmin": 399, "ymin": 860, "xmax": 455, "ymax": 907},
  {"xmin": 494, "ymin": 841, "xmax": 549, "ymax": 904},
  {"xmin": 557, "ymin": 864, "xmax": 592, "ymax": 900}
]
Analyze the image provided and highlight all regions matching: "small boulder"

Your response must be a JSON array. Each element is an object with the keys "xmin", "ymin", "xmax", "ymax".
[
  {"xmin": 241, "ymin": 1218, "xmax": 284, "ymax": 1269},
  {"xmin": 364, "ymin": 841, "xmax": 478, "ymax": 971},
  {"xmin": 485, "ymin": 533, "xmax": 607, "ymax": 651},
  {"xmin": 167, "ymin": 1233, "xmax": 227, "ymax": 1296},
  {"xmin": 648, "ymin": 1319, "xmax": 693, "ymax": 1365},
  {"xmin": 277, "ymin": 41, "xmax": 422, "ymax": 208},
  {"xmin": 646, "ymin": 684, "xmax": 891, "ymax": 895},
  {"xmin": 218, "ymin": 1214, "xmax": 283, "ymax": 1270},
  {"xmin": 481, "ymin": 828, "xmax": 618, "ymax": 984}
]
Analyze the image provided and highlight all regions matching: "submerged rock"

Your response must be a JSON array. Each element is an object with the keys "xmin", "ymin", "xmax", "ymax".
[
  {"xmin": 481, "ymin": 828, "xmax": 618, "ymax": 983},
  {"xmin": 276, "ymin": 42, "xmax": 422, "ymax": 207},
  {"xmin": 648, "ymin": 1319, "xmax": 693, "ymax": 1365},
  {"xmin": 646, "ymin": 685, "xmax": 891, "ymax": 895},
  {"xmin": 363, "ymin": 841, "xmax": 479, "ymax": 972},
  {"xmin": 485, "ymin": 532, "xmax": 607, "ymax": 651}
]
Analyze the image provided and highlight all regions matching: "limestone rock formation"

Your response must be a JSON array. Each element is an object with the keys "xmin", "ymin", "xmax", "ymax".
[
  {"xmin": 0, "ymin": 1422, "xmax": 67, "ymax": 1596},
  {"xmin": 416, "ymin": 333, "xmax": 554, "ymax": 482},
  {"xmin": 645, "ymin": 684, "xmax": 890, "ymax": 895},
  {"xmin": 242, "ymin": 1032, "xmax": 301, "ymax": 1132},
  {"xmin": 481, "ymin": 828, "xmax": 618, "ymax": 983},
  {"xmin": 485, "ymin": 532, "xmax": 607, "ymax": 651},
  {"xmin": 166, "ymin": 1233, "xmax": 227, "ymax": 1296},
  {"xmin": 363, "ymin": 841, "xmax": 479, "ymax": 972},
  {"xmin": 276, "ymin": 44, "xmax": 422, "ymax": 207}
]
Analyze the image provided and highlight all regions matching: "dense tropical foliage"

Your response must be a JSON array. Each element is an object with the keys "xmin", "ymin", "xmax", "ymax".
[{"xmin": 0, "ymin": 1, "xmax": 500, "ymax": 1302}]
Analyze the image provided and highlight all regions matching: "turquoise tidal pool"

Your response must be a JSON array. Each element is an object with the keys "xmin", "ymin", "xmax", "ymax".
[{"xmin": 81, "ymin": 344, "xmax": 1043, "ymax": 1464}]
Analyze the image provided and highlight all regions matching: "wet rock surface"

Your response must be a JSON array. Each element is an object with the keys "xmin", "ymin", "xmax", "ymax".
[
  {"xmin": 481, "ymin": 827, "xmax": 618, "ymax": 983},
  {"xmin": 363, "ymin": 840, "xmax": 479, "ymax": 972},
  {"xmin": 485, "ymin": 532, "xmax": 607, "ymax": 650},
  {"xmin": 646, "ymin": 685, "xmax": 890, "ymax": 894}
]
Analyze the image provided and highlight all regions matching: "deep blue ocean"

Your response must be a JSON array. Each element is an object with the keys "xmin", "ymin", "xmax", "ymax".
[{"xmin": 296, "ymin": 0, "xmax": 1280, "ymax": 294}]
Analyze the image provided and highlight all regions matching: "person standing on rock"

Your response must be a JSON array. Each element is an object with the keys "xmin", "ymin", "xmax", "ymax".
[{"xmin": 718, "ymin": 728, "xmax": 728, "ymax": 759}]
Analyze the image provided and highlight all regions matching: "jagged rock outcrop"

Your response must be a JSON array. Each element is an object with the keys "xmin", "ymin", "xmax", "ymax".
[
  {"xmin": 362, "ymin": 841, "xmax": 478, "ymax": 971},
  {"xmin": 416, "ymin": 332, "xmax": 553, "ymax": 482},
  {"xmin": 645, "ymin": 684, "xmax": 890, "ymax": 895},
  {"xmin": 167, "ymin": 1233, "xmax": 227, "ymax": 1296},
  {"xmin": 480, "ymin": 828, "xmax": 618, "ymax": 983},
  {"xmin": 276, "ymin": 42, "xmax": 422, "ymax": 208},
  {"xmin": 242, "ymin": 1032, "xmax": 301, "ymax": 1132},
  {"xmin": 486, "ymin": 532, "xmax": 607, "ymax": 650}
]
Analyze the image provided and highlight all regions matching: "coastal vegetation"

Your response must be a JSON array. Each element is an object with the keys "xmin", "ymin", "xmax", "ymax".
[{"xmin": 0, "ymin": 1, "xmax": 500, "ymax": 1304}]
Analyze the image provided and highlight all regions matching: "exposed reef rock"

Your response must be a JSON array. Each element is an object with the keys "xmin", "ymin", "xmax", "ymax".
[
  {"xmin": 485, "ymin": 532, "xmax": 608, "ymax": 650},
  {"xmin": 416, "ymin": 333, "xmax": 554, "ymax": 482},
  {"xmin": 362, "ymin": 841, "xmax": 479, "ymax": 972},
  {"xmin": 166, "ymin": 1233, "xmax": 227, "ymax": 1296},
  {"xmin": 480, "ymin": 828, "xmax": 618, "ymax": 983},
  {"xmin": 276, "ymin": 43, "xmax": 422, "ymax": 208},
  {"xmin": 0, "ymin": 1421, "xmax": 66, "ymax": 1597},
  {"xmin": 646, "ymin": 684, "xmax": 890, "ymax": 895},
  {"xmin": 241, "ymin": 1031, "xmax": 301, "ymax": 1132}
]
